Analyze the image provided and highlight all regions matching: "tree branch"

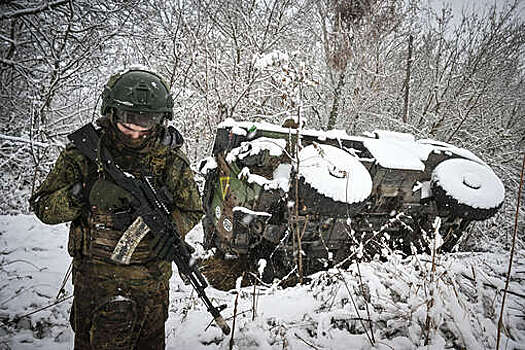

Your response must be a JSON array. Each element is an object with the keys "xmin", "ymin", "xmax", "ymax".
[{"xmin": 0, "ymin": 0, "xmax": 70, "ymax": 21}]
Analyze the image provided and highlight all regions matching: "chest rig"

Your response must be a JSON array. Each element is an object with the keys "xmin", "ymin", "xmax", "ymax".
[{"xmin": 83, "ymin": 133, "xmax": 170, "ymax": 264}]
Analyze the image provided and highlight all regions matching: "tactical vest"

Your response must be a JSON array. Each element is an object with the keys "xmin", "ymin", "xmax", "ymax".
[{"xmin": 69, "ymin": 135, "xmax": 172, "ymax": 265}]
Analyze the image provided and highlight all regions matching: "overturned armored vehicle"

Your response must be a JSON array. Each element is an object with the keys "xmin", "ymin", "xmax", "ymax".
[{"xmin": 199, "ymin": 118, "xmax": 505, "ymax": 284}]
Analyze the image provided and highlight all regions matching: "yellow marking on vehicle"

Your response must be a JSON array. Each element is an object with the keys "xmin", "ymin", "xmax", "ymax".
[{"xmin": 220, "ymin": 177, "xmax": 230, "ymax": 200}]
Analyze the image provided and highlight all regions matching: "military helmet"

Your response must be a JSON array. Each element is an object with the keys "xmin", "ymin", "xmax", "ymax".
[{"xmin": 101, "ymin": 69, "xmax": 174, "ymax": 120}]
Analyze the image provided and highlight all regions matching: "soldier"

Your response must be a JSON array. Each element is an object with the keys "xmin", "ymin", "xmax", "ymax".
[{"xmin": 30, "ymin": 68, "xmax": 204, "ymax": 349}]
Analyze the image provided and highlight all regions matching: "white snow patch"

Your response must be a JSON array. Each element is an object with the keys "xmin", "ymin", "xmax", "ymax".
[
  {"xmin": 217, "ymin": 118, "xmax": 370, "ymax": 144},
  {"xmin": 363, "ymin": 137, "xmax": 431, "ymax": 171},
  {"xmin": 231, "ymin": 126, "xmax": 247, "ymax": 136},
  {"xmin": 218, "ymin": 119, "xmax": 492, "ymax": 174},
  {"xmin": 113, "ymin": 99, "xmax": 134, "ymax": 106},
  {"xmin": 432, "ymin": 158, "xmax": 505, "ymax": 209},
  {"xmin": 253, "ymin": 50, "xmax": 289, "ymax": 70},
  {"xmin": 271, "ymin": 163, "xmax": 292, "ymax": 192},
  {"xmin": 238, "ymin": 167, "xmax": 271, "ymax": 187},
  {"xmin": 257, "ymin": 259, "xmax": 267, "ymax": 278},
  {"xmin": 298, "ymin": 144, "xmax": 372, "ymax": 204},
  {"xmin": 226, "ymin": 137, "xmax": 286, "ymax": 164},
  {"xmin": 233, "ymin": 207, "xmax": 272, "ymax": 217},
  {"xmin": 235, "ymin": 163, "xmax": 291, "ymax": 192},
  {"xmin": 413, "ymin": 180, "xmax": 432, "ymax": 199},
  {"xmin": 418, "ymin": 139, "xmax": 485, "ymax": 165},
  {"xmin": 198, "ymin": 156, "xmax": 217, "ymax": 175},
  {"xmin": 373, "ymin": 129, "xmax": 416, "ymax": 142}
]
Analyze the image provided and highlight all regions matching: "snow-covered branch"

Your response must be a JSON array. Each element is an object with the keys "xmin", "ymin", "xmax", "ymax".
[
  {"xmin": 0, "ymin": 0, "xmax": 70, "ymax": 21},
  {"xmin": 0, "ymin": 134, "xmax": 60, "ymax": 148}
]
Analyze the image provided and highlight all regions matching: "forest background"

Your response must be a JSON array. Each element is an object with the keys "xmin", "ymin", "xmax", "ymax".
[{"xmin": 1, "ymin": 0, "xmax": 524, "ymax": 250}]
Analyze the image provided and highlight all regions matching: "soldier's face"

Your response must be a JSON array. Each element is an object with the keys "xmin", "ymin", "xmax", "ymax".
[{"xmin": 117, "ymin": 122, "xmax": 152, "ymax": 139}]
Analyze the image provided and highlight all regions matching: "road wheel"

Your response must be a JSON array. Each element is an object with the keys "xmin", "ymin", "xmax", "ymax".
[{"xmin": 431, "ymin": 158, "xmax": 505, "ymax": 220}]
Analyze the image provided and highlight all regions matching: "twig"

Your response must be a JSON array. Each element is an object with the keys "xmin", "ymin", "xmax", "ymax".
[
  {"xmin": 56, "ymin": 261, "xmax": 72, "ymax": 299},
  {"xmin": 424, "ymin": 217, "xmax": 441, "ymax": 345},
  {"xmin": 459, "ymin": 273, "xmax": 525, "ymax": 300},
  {"xmin": 497, "ymin": 152, "xmax": 525, "ymax": 349},
  {"xmin": 229, "ymin": 273, "xmax": 244, "ymax": 350},
  {"xmin": 355, "ymin": 261, "xmax": 375, "ymax": 343},
  {"xmin": 252, "ymin": 282, "xmax": 257, "ymax": 321},
  {"xmin": 294, "ymin": 332, "xmax": 322, "ymax": 349},
  {"xmin": 335, "ymin": 268, "xmax": 375, "ymax": 346},
  {"xmin": 0, "ymin": 134, "xmax": 59, "ymax": 148},
  {"xmin": 13, "ymin": 295, "xmax": 73, "ymax": 321},
  {"xmin": 0, "ymin": 0, "xmax": 70, "ymax": 20},
  {"xmin": 204, "ymin": 309, "xmax": 254, "ymax": 332},
  {"xmin": 3, "ymin": 259, "xmax": 44, "ymax": 271},
  {"xmin": 294, "ymin": 112, "xmax": 303, "ymax": 284}
]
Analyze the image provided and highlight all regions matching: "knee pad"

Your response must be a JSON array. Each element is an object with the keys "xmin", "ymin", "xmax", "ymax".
[{"xmin": 89, "ymin": 295, "xmax": 138, "ymax": 350}]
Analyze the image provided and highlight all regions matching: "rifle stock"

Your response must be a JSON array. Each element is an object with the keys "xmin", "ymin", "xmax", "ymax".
[{"xmin": 68, "ymin": 124, "xmax": 231, "ymax": 335}]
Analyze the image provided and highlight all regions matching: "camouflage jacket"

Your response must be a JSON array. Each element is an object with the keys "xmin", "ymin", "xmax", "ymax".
[{"xmin": 30, "ymin": 121, "xmax": 203, "ymax": 268}]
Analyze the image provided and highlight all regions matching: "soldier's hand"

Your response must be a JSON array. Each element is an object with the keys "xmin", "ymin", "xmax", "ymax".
[
  {"xmin": 69, "ymin": 182, "xmax": 86, "ymax": 206},
  {"xmin": 151, "ymin": 234, "xmax": 177, "ymax": 261}
]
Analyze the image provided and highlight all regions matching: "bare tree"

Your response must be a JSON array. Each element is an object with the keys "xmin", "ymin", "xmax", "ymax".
[{"xmin": 0, "ymin": 0, "xmax": 139, "ymax": 213}]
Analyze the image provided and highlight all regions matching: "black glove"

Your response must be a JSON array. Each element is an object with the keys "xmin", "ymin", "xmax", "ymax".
[
  {"xmin": 151, "ymin": 232, "xmax": 195, "ymax": 262},
  {"xmin": 151, "ymin": 233, "xmax": 178, "ymax": 261}
]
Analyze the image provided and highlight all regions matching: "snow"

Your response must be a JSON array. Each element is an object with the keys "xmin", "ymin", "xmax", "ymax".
[
  {"xmin": 272, "ymin": 163, "xmax": 292, "ymax": 192},
  {"xmin": 218, "ymin": 120, "xmax": 491, "ymax": 173},
  {"xmin": 432, "ymin": 158, "xmax": 506, "ymax": 209},
  {"xmin": 418, "ymin": 139, "xmax": 485, "ymax": 165},
  {"xmin": 218, "ymin": 118, "xmax": 363, "ymax": 143},
  {"xmin": 1, "ymin": 215, "xmax": 524, "ymax": 349},
  {"xmin": 108, "ymin": 64, "xmax": 163, "ymax": 82},
  {"xmin": 233, "ymin": 159, "xmax": 291, "ymax": 193},
  {"xmin": 0, "ymin": 134, "xmax": 61, "ymax": 148},
  {"xmin": 239, "ymin": 167, "xmax": 272, "ymax": 187},
  {"xmin": 198, "ymin": 156, "xmax": 217, "ymax": 175},
  {"xmin": 113, "ymin": 99, "xmax": 134, "ymax": 106},
  {"xmin": 232, "ymin": 207, "xmax": 272, "ymax": 218},
  {"xmin": 226, "ymin": 137, "xmax": 286, "ymax": 164},
  {"xmin": 298, "ymin": 144, "xmax": 372, "ymax": 204},
  {"xmin": 231, "ymin": 126, "xmax": 247, "ymax": 136},
  {"xmin": 253, "ymin": 50, "xmax": 290, "ymax": 70},
  {"xmin": 364, "ymin": 138, "xmax": 429, "ymax": 171},
  {"xmin": 373, "ymin": 130, "xmax": 416, "ymax": 142},
  {"xmin": 413, "ymin": 181, "xmax": 432, "ymax": 199}
]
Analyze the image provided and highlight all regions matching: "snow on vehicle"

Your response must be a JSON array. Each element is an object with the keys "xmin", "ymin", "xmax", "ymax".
[{"xmin": 198, "ymin": 118, "xmax": 505, "ymax": 282}]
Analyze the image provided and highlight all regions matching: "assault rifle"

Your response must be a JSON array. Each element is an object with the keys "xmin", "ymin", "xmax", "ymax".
[{"xmin": 68, "ymin": 123, "xmax": 230, "ymax": 335}]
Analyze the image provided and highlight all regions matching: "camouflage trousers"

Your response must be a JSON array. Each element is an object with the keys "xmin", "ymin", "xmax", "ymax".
[{"xmin": 70, "ymin": 259, "xmax": 171, "ymax": 350}]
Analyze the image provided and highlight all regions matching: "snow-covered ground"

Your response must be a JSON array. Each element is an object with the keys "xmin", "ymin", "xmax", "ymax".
[{"xmin": 1, "ymin": 215, "xmax": 524, "ymax": 349}]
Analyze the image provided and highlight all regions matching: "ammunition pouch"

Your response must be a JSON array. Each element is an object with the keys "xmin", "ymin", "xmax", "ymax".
[
  {"xmin": 89, "ymin": 178, "xmax": 134, "ymax": 212},
  {"xmin": 84, "ymin": 210, "xmax": 155, "ymax": 264}
]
